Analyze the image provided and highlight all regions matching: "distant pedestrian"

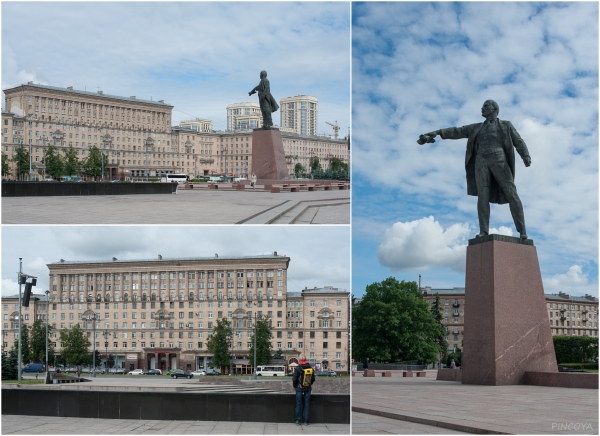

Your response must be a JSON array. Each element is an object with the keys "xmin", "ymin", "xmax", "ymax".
[
  {"xmin": 292, "ymin": 354, "xmax": 315, "ymax": 426},
  {"xmin": 251, "ymin": 173, "xmax": 257, "ymax": 189},
  {"xmin": 363, "ymin": 357, "xmax": 369, "ymax": 370},
  {"xmin": 450, "ymin": 359, "xmax": 456, "ymax": 369}
]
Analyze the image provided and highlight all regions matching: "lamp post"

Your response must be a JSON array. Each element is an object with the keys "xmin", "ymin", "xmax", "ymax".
[
  {"xmin": 91, "ymin": 313, "xmax": 98, "ymax": 377},
  {"xmin": 43, "ymin": 139, "xmax": 47, "ymax": 180},
  {"xmin": 45, "ymin": 290, "xmax": 49, "ymax": 377},
  {"xmin": 101, "ymin": 135, "xmax": 112, "ymax": 181},
  {"xmin": 103, "ymin": 329, "xmax": 110, "ymax": 372},
  {"xmin": 145, "ymin": 137, "xmax": 154, "ymax": 181},
  {"xmin": 253, "ymin": 314, "xmax": 257, "ymax": 380},
  {"xmin": 17, "ymin": 258, "xmax": 22, "ymax": 381}
]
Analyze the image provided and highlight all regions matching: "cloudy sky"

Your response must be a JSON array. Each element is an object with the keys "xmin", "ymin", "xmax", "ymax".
[
  {"xmin": 352, "ymin": 2, "xmax": 598, "ymax": 297},
  {"xmin": 2, "ymin": 1, "xmax": 350, "ymax": 136},
  {"xmin": 1, "ymin": 226, "xmax": 350, "ymax": 297}
]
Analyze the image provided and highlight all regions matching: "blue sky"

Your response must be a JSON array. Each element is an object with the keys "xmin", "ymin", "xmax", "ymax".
[
  {"xmin": 2, "ymin": 226, "xmax": 350, "ymax": 298},
  {"xmin": 2, "ymin": 2, "xmax": 350, "ymax": 136},
  {"xmin": 352, "ymin": 2, "xmax": 599, "ymax": 297}
]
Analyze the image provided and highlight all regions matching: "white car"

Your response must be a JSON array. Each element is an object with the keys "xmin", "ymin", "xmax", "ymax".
[
  {"xmin": 190, "ymin": 370, "xmax": 207, "ymax": 377},
  {"xmin": 128, "ymin": 369, "xmax": 144, "ymax": 375}
]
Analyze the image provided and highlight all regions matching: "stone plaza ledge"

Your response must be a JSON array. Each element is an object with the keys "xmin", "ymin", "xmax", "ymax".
[
  {"xmin": 1, "ymin": 181, "xmax": 175, "ymax": 197},
  {"xmin": 352, "ymin": 370, "xmax": 598, "ymax": 434},
  {"xmin": 2, "ymin": 388, "xmax": 349, "ymax": 424}
]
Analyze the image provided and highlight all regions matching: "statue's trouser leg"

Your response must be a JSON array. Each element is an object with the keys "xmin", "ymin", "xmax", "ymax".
[
  {"xmin": 475, "ymin": 154, "xmax": 491, "ymax": 234},
  {"xmin": 481, "ymin": 151, "xmax": 527, "ymax": 235}
]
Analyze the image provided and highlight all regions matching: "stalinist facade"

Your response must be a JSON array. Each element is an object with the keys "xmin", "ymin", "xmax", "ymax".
[{"xmin": 35, "ymin": 254, "xmax": 350, "ymax": 373}]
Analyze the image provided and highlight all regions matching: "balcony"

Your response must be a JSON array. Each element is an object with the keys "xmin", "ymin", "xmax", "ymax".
[{"xmin": 453, "ymin": 302, "xmax": 460, "ymax": 308}]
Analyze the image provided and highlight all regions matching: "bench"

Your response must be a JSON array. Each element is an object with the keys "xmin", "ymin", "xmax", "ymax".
[
  {"xmin": 209, "ymin": 183, "xmax": 219, "ymax": 190},
  {"xmin": 402, "ymin": 371, "xmax": 414, "ymax": 377},
  {"xmin": 184, "ymin": 183, "xmax": 194, "ymax": 190},
  {"xmin": 323, "ymin": 185, "xmax": 332, "ymax": 191},
  {"xmin": 235, "ymin": 184, "xmax": 245, "ymax": 191},
  {"xmin": 308, "ymin": 185, "xmax": 320, "ymax": 191},
  {"xmin": 363, "ymin": 370, "xmax": 375, "ymax": 377},
  {"xmin": 381, "ymin": 371, "xmax": 392, "ymax": 377},
  {"xmin": 416, "ymin": 371, "xmax": 426, "ymax": 377}
]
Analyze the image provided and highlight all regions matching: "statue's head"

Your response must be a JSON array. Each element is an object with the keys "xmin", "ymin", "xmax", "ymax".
[
  {"xmin": 260, "ymin": 70, "xmax": 267, "ymax": 79},
  {"xmin": 481, "ymin": 100, "xmax": 499, "ymax": 117}
]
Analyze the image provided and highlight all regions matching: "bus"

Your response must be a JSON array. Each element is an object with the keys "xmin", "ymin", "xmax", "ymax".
[
  {"xmin": 160, "ymin": 174, "xmax": 189, "ymax": 184},
  {"xmin": 256, "ymin": 365, "xmax": 285, "ymax": 376}
]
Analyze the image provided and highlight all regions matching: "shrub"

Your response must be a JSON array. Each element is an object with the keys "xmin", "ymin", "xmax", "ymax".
[{"xmin": 553, "ymin": 335, "xmax": 598, "ymax": 364}]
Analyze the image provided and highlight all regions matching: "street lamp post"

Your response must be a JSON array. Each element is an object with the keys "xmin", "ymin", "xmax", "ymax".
[
  {"xmin": 92, "ymin": 313, "xmax": 98, "ymax": 377},
  {"xmin": 17, "ymin": 258, "xmax": 22, "ymax": 381},
  {"xmin": 45, "ymin": 290, "xmax": 49, "ymax": 378},
  {"xmin": 103, "ymin": 330, "xmax": 110, "ymax": 372},
  {"xmin": 253, "ymin": 316, "xmax": 257, "ymax": 380},
  {"xmin": 145, "ymin": 137, "xmax": 154, "ymax": 181},
  {"xmin": 101, "ymin": 135, "xmax": 112, "ymax": 181}
]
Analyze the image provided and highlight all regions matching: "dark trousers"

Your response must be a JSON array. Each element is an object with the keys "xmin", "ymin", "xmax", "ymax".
[
  {"xmin": 475, "ymin": 150, "xmax": 526, "ymax": 235},
  {"xmin": 295, "ymin": 390, "xmax": 311, "ymax": 423}
]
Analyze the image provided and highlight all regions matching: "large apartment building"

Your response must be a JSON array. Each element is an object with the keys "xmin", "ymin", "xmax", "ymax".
[
  {"xmin": 2, "ymin": 84, "xmax": 348, "ymax": 179},
  {"xmin": 421, "ymin": 287, "xmax": 599, "ymax": 353},
  {"xmin": 2, "ymin": 255, "xmax": 350, "ymax": 374},
  {"xmin": 280, "ymin": 95, "xmax": 318, "ymax": 136}
]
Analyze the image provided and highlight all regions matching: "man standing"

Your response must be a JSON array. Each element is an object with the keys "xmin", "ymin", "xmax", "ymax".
[
  {"xmin": 419, "ymin": 100, "xmax": 531, "ymax": 239},
  {"xmin": 363, "ymin": 356, "xmax": 369, "ymax": 370},
  {"xmin": 292, "ymin": 354, "xmax": 315, "ymax": 426},
  {"xmin": 249, "ymin": 71, "xmax": 279, "ymax": 129}
]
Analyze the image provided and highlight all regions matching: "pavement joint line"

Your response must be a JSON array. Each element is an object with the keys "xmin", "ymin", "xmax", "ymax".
[
  {"xmin": 265, "ymin": 198, "xmax": 349, "ymax": 224},
  {"xmin": 352, "ymin": 406, "xmax": 511, "ymax": 435},
  {"xmin": 289, "ymin": 202, "xmax": 351, "ymax": 225},
  {"xmin": 235, "ymin": 200, "xmax": 291, "ymax": 224}
]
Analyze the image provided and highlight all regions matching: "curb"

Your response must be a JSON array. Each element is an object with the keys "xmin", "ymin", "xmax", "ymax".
[{"xmin": 352, "ymin": 406, "xmax": 512, "ymax": 435}]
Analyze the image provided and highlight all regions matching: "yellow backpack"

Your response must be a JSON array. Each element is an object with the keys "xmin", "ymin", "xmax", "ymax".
[{"xmin": 301, "ymin": 366, "xmax": 313, "ymax": 387}]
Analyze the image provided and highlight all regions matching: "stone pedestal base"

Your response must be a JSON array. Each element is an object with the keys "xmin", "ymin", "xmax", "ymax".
[
  {"xmin": 251, "ymin": 129, "xmax": 289, "ymax": 180},
  {"xmin": 462, "ymin": 235, "xmax": 557, "ymax": 385}
]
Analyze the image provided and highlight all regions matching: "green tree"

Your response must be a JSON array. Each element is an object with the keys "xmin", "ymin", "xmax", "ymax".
[
  {"xmin": 553, "ymin": 336, "xmax": 598, "ymax": 364},
  {"xmin": 352, "ymin": 278, "xmax": 444, "ymax": 365},
  {"xmin": 430, "ymin": 293, "xmax": 448, "ymax": 365},
  {"xmin": 329, "ymin": 157, "xmax": 348, "ymax": 173},
  {"xmin": 12, "ymin": 146, "xmax": 30, "ymax": 180},
  {"xmin": 272, "ymin": 349, "xmax": 284, "ymax": 360},
  {"xmin": 82, "ymin": 146, "xmax": 108, "ymax": 180},
  {"xmin": 1, "ymin": 152, "xmax": 10, "ymax": 178},
  {"xmin": 13, "ymin": 324, "xmax": 31, "ymax": 364},
  {"xmin": 294, "ymin": 163, "xmax": 303, "ymax": 177},
  {"xmin": 248, "ymin": 316, "xmax": 273, "ymax": 368},
  {"xmin": 207, "ymin": 318, "xmax": 232, "ymax": 372},
  {"xmin": 1, "ymin": 347, "xmax": 18, "ymax": 380},
  {"xmin": 63, "ymin": 145, "xmax": 81, "ymax": 176},
  {"xmin": 59, "ymin": 324, "xmax": 91, "ymax": 366},
  {"xmin": 106, "ymin": 354, "xmax": 115, "ymax": 369},
  {"xmin": 309, "ymin": 156, "xmax": 320, "ymax": 173},
  {"xmin": 44, "ymin": 145, "xmax": 65, "ymax": 179},
  {"xmin": 29, "ymin": 319, "xmax": 55, "ymax": 365}
]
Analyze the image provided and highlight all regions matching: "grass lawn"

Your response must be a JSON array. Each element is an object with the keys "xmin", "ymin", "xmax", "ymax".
[
  {"xmin": 2, "ymin": 379, "xmax": 44, "ymax": 384},
  {"xmin": 582, "ymin": 369, "xmax": 599, "ymax": 373}
]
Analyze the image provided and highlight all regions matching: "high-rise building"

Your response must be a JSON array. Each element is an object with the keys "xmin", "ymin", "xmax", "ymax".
[
  {"xmin": 179, "ymin": 119, "xmax": 212, "ymax": 133},
  {"xmin": 280, "ymin": 95, "xmax": 318, "ymax": 136},
  {"xmin": 226, "ymin": 102, "xmax": 261, "ymax": 131},
  {"xmin": 2, "ymin": 255, "xmax": 350, "ymax": 374}
]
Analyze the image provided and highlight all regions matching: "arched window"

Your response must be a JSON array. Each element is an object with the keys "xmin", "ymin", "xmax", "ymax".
[
  {"xmin": 115, "ymin": 293, "xmax": 120, "ymax": 302},
  {"xmin": 96, "ymin": 293, "xmax": 101, "ymax": 301},
  {"xmin": 218, "ymin": 292, "xmax": 223, "ymax": 300},
  {"xmin": 198, "ymin": 292, "xmax": 204, "ymax": 300},
  {"xmin": 143, "ymin": 293, "xmax": 147, "ymax": 301},
  {"xmin": 189, "ymin": 292, "xmax": 194, "ymax": 300},
  {"xmin": 179, "ymin": 292, "xmax": 184, "ymax": 301},
  {"xmin": 170, "ymin": 292, "xmax": 175, "ymax": 301},
  {"xmin": 258, "ymin": 291, "xmax": 263, "ymax": 299},
  {"xmin": 133, "ymin": 293, "xmax": 138, "ymax": 301},
  {"xmin": 151, "ymin": 293, "xmax": 156, "ymax": 301},
  {"xmin": 248, "ymin": 291, "xmax": 253, "ymax": 300},
  {"xmin": 123, "ymin": 293, "xmax": 129, "ymax": 301},
  {"xmin": 228, "ymin": 291, "xmax": 233, "ymax": 299},
  {"xmin": 105, "ymin": 294, "xmax": 111, "ymax": 302},
  {"xmin": 238, "ymin": 292, "xmax": 243, "ymax": 299}
]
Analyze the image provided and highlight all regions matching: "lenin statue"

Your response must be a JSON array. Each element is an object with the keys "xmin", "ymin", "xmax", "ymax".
[
  {"xmin": 249, "ymin": 70, "xmax": 279, "ymax": 129},
  {"xmin": 418, "ymin": 100, "xmax": 532, "ymax": 239}
]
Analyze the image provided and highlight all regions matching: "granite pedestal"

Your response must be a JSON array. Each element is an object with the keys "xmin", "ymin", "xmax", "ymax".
[
  {"xmin": 462, "ymin": 235, "xmax": 557, "ymax": 385},
  {"xmin": 251, "ymin": 129, "xmax": 289, "ymax": 180}
]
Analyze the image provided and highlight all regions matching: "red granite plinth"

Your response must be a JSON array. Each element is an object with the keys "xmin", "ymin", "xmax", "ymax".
[
  {"xmin": 463, "ymin": 236, "xmax": 557, "ymax": 385},
  {"xmin": 524, "ymin": 371, "xmax": 598, "ymax": 389},
  {"xmin": 251, "ymin": 129, "xmax": 289, "ymax": 180}
]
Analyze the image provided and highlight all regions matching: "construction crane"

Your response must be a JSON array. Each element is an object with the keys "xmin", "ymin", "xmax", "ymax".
[{"xmin": 326, "ymin": 121, "xmax": 340, "ymax": 139}]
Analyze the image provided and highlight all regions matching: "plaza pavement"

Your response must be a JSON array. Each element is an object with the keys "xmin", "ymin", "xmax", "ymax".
[
  {"xmin": 1, "ymin": 187, "xmax": 350, "ymax": 225},
  {"xmin": 1, "ymin": 415, "xmax": 349, "ymax": 434},
  {"xmin": 352, "ymin": 412, "xmax": 466, "ymax": 434},
  {"xmin": 352, "ymin": 370, "xmax": 598, "ymax": 434}
]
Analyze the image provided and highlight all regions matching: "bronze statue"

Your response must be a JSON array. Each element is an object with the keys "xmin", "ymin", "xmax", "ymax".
[
  {"xmin": 249, "ymin": 70, "xmax": 279, "ymax": 129},
  {"xmin": 419, "ymin": 100, "xmax": 531, "ymax": 239}
]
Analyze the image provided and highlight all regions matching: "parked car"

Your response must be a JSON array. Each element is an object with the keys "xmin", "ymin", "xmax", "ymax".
[
  {"xmin": 128, "ymin": 369, "xmax": 144, "ymax": 375},
  {"xmin": 109, "ymin": 368, "xmax": 125, "ymax": 374},
  {"xmin": 166, "ymin": 368, "xmax": 182, "ymax": 376},
  {"xmin": 143, "ymin": 369, "xmax": 162, "ymax": 375},
  {"xmin": 170, "ymin": 370, "xmax": 193, "ymax": 379},
  {"xmin": 316, "ymin": 370, "xmax": 339, "ymax": 377},
  {"xmin": 190, "ymin": 370, "xmax": 207, "ymax": 377}
]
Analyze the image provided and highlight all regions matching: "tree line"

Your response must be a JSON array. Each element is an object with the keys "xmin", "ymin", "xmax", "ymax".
[{"xmin": 1, "ymin": 145, "xmax": 108, "ymax": 180}]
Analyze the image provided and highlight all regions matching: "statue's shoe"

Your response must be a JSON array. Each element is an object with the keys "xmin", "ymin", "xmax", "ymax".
[{"xmin": 476, "ymin": 231, "xmax": 488, "ymax": 238}]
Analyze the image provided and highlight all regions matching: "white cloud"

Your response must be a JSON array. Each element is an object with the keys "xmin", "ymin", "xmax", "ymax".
[
  {"xmin": 377, "ymin": 216, "xmax": 472, "ymax": 273},
  {"xmin": 545, "ymin": 265, "xmax": 589, "ymax": 290}
]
